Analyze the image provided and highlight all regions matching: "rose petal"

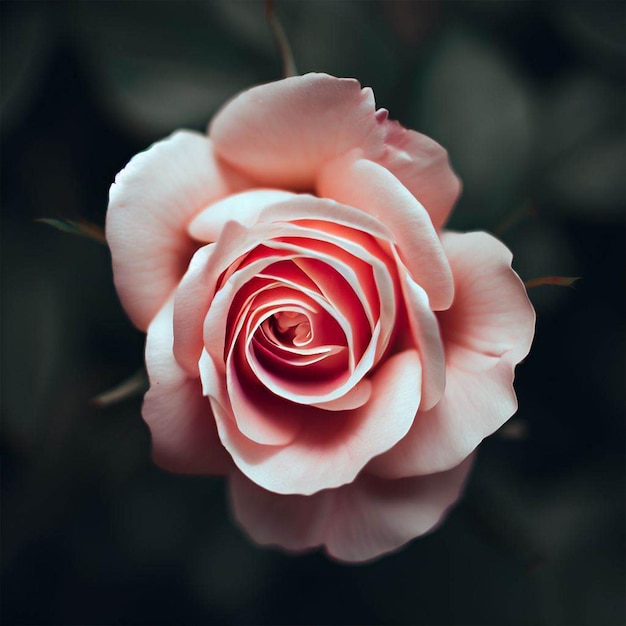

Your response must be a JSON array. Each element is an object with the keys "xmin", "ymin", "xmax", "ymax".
[
  {"xmin": 368, "ymin": 231, "xmax": 535, "ymax": 478},
  {"xmin": 210, "ymin": 349, "xmax": 422, "ymax": 495},
  {"xmin": 175, "ymin": 201, "xmax": 395, "ymax": 377},
  {"xmin": 317, "ymin": 157, "xmax": 454, "ymax": 310},
  {"xmin": 374, "ymin": 117, "xmax": 462, "ymax": 230},
  {"xmin": 143, "ymin": 298, "xmax": 231, "ymax": 475},
  {"xmin": 257, "ymin": 195, "xmax": 395, "ymax": 242},
  {"xmin": 188, "ymin": 189, "xmax": 297, "ymax": 242},
  {"xmin": 106, "ymin": 130, "xmax": 245, "ymax": 330},
  {"xmin": 397, "ymin": 262, "xmax": 446, "ymax": 411},
  {"xmin": 210, "ymin": 73, "xmax": 383, "ymax": 189},
  {"xmin": 438, "ymin": 231, "xmax": 535, "ymax": 366},
  {"xmin": 226, "ymin": 344, "xmax": 304, "ymax": 447},
  {"xmin": 203, "ymin": 260, "xmax": 346, "ymax": 377},
  {"xmin": 310, "ymin": 380, "xmax": 372, "ymax": 411},
  {"xmin": 367, "ymin": 359, "xmax": 516, "ymax": 478},
  {"xmin": 229, "ymin": 455, "xmax": 473, "ymax": 563}
]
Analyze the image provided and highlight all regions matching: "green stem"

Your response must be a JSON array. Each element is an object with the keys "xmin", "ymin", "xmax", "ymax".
[{"xmin": 265, "ymin": 0, "xmax": 298, "ymax": 78}]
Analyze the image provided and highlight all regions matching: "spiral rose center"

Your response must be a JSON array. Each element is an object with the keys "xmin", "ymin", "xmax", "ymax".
[{"xmin": 267, "ymin": 310, "xmax": 313, "ymax": 347}]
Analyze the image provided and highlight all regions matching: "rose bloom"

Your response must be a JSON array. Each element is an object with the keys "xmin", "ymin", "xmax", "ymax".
[{"xmin": 106, "ymin": 73, "xmax": 535, "ymax": 563}]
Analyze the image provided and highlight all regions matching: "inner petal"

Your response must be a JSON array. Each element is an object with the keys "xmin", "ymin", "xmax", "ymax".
[{"xmin": 270, "ymin": 310, "xmax": 313, "ymax": 347}]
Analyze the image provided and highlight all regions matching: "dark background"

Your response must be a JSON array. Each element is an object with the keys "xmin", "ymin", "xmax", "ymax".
[{"xmin": 2, "ymin": 1, "xmax": 624, "ymax": 624}]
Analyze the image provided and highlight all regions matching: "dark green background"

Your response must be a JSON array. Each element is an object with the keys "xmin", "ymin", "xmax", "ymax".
[{"xmin": 2, "ymin": 2, "xmax": 624, "ymax": 624}]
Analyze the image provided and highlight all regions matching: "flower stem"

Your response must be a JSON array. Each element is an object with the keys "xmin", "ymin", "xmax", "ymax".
[{"xmin": 265, "ymin": 0, "xmax": 298, "ymax": 78}]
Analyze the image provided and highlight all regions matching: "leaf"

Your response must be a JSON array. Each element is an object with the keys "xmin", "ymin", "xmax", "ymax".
[
  {"xmin": 92, "ymin": 368, "xmax": 149, "ymax": 408},
  {"xmin": 524, "ymin": 276, "xmax": 581, "ymax": 289},
  {"xmin": 37, "ymin": 218, "xmax": 106, "ymax": 244}
]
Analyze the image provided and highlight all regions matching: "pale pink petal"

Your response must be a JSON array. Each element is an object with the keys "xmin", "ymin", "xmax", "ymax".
[
  {"xmin": 368, "ymin": 231, "xmax": 535, "ymax": 478},
  {"xmin": 397, "ymin": 264, "xmax": 446, "ymax": 411},
  {"xmin": 173, "ymin": 219, "xmax": 288, "ymax": 376},
  {"xmin": 372, "ymin": 116, "xmax": 462, "ymax": 230},
  {"xmin": 310, "ymin": 380, "xmax": 372, "ymax": 411},
  {"xmin": 172, "ymin": 243, "xmax": 217, "ymax": 376},
  {"xmin": 226, "ymin": 345, "xmax": 303, "ymax": 446},
  {"xmin": 188, "ymin": 189, "xmax": 297, "ymax": 242},
  {"xmin": 229, "ymin": 455, "xmax": 473, "ymax": 563},
  {"xmin": 238, "ymin": 295, "xmax": 380, "ymax": 408},
  {"xmin": 367, "ymin": 359, "xmax": 516, "ymax": 478},
  {"xmin": 209, "ymin": 73, "xmax": 383, "ymax": 189},
  {"xmin": 256, "ymin": 199, "xmax": 399, "ymax": 361},
  {"xmin": 317, "ymin": 157, "xmax": 454, "ymax": 310},
  {"xmin": 239, "ymin": 296, "xmax": 354, "ymax": 403},
  {"xmin": 257, "ymin": 195, "xmax": 395, "ymax": 242},
  {"xmin": 175, "ymin": 202, "xmax": 395, "ymax": 377},
  {"xmin": 106, "ymin": 131, "xmax": 249, "ymax": 330},
  {"xmin": 438, "ymin": 231, "xmax": 535, "ymax": 366},
  {"xmin": 143, "ymin": 299, "xmax": 231, "ymax": 475},
  {"xmin": 202, "ymin": 259, "xmax": 343, "ymax": 377},
  {"xmin": 210, "ymin": 349, "xmax": 422, "ymax": 495}
]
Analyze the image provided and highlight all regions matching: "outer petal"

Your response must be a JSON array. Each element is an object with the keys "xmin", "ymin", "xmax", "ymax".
[
  {"xmin": 317, "ymin": 157, "xmax": 454, "ymax": 310},
  {"xmin": 367, "ymin": 357, "xmax": 515, "ymax": 478},
  {"xmin": 143, "ymin": 298, "xmax": 231, "ymax": 475},
  {"xmin": 209, "ymin": 73, "xmax": 383, "ymax": 189},
  {"xmin": 438, "ymin": 231, "xmax": 535, "ymax": 367},
  {"xmin": 106, "ymin": 130, "xmax": 243, "ymax": 330},
  {"xmin": 210, "ymin": 350, "xmax": 422, "ymax": 495},
  {"xmin": 368, "ymin": 231, "xmax": 535, "ymax": 478},
  {"xmin": 373, "ymin": 115, "xmax": 462, "ymax": 230},
  {"xmin": 229, "ymin": 455, "xmax": 473, "ymax": 563}
]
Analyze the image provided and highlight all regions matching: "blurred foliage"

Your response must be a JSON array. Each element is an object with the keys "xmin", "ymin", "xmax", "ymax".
[{"xmin": 1, "ymin": 1, "xmax": 624, "ymax": 625}]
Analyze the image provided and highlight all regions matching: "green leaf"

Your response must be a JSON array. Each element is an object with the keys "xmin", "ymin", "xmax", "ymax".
[
  {"xmin": 37, "ymin": 218, "xmax": 106, "ymax": 244},
  {"xmin": 525, "ymin": 276, "xmax": 581, "ymax": 289}
]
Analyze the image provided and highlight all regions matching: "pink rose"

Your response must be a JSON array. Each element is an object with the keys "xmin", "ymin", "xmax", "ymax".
[{"xmin": 106, "ymin": 73, "xmax": 535, "ymax": 562}]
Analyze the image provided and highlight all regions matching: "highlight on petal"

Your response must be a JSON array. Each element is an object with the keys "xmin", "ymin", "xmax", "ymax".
[
  {"xmin": 188, "ymin": 189, "xmax": 297, "ymax": 242},
  {"xmin": 396, "ymin": 261, "xmax": 446, "ymax": 411},
  {"xmin": 210, "ymin": 349, "xmax": 422, "ymax": 495},
  {"xmin": 210, "ymin": 73, "xmax": 384, "ymax": 188},
  {"xmin": 106, "ymin": 131, "xmax": 238, "ymax": 330},
  {"xmin": 317, "ymin": 156, "xmax": 454, "ymax": 310},
  {"xmin": 229, "ymin": 454, "xmax": 474, "ymax": 563},
  {"xmin": 373, "ymin": 118, "xmax": 462, "ymax": 230},
  {"xmin": 143, "ymin": 298, "xmax": 231, "ymax": 475}
]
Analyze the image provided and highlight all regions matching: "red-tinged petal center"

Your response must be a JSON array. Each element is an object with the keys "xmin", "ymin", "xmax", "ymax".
[
  {"xmin": 194, "ymin": 209, "xmax": 407, "ymax": 436},
  {"xmin": 269, "ymin": 310, "xmax": 312, "ymax": 346}
]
